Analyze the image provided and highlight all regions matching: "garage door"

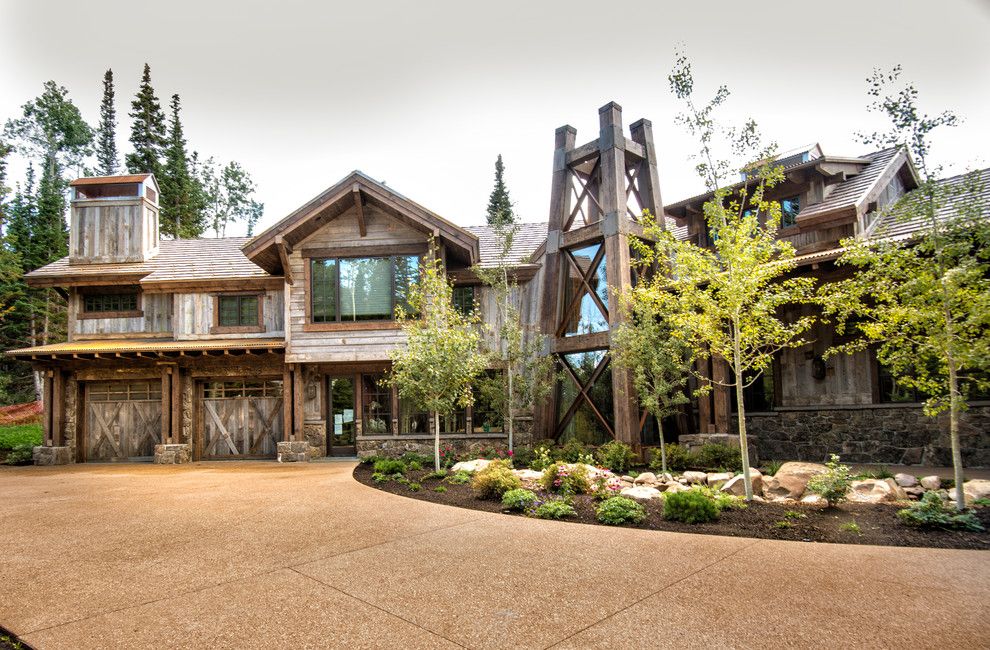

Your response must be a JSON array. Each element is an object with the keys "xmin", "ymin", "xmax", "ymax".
[
  {"xmin": 200, "ymin": 379, "xmax": 284, "ymax": 459},
  {"xmin": 85, "ymin": 381, "xmax": 163, "ymax": 461}
]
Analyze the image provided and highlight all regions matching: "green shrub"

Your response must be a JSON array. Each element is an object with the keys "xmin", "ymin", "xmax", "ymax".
[
  {"xmin": 650, "ymin": 443, "xmax": 690, "ymax": 472},
  {"xmin": 556, "ymin": 439, "xmax": 591, "ymax": 463},
  {"xmin": 856, "ymin": 466, "xmax": 894, "ymax": 480},
  {"xmin": 501, "ymin": 488, "xmax": 538, "ymax": 511},
  {"xmin": 433, "ymin": 485, "xmax": 448, "ymax": 493},
  {"xmin": 540, "ymin": 462, "xmax": 591, "ymax": 495},
  {"xmin": 359, "ymin": 454, "xmax": 381, "ymax": 466},
  {"xmin": 663, "ymin": 490, "xmax": 719, "ymax": 524},
  {"xmin": 774, "ymin": 520, "xmax": 794, "ymax": 529},
  {"xmin": 407, "ymin": 482, "xmax": 422, "ymax": 492},
  {"xmin": 693, "ymin": 443, "xmax": 742, "ymax": 472},
  {"xmin": 407, "ymin": 460, "xmax": 423, "ymax": 472},
  {"xmin": 806, "ymin": 454, "xmax": 853, "ymax": 507},
  {"xmin": 471, "ymin": 459, "xmax": 522, "ymax": 500},
  {"xmin": 0, "ymin": 423, "xmax": 42, "ymax": 451},
  {"xmin": 973, "ymin": 498, "xmax": 990, "ymax": 508},
  {"xmin": 511, "ymin": 446, "xmax": 536, "ymax": 469},
  {"xmin": 532, "ymin": 498, "xmax": 577, "ymax": 520},
  {"xmin": 444, "ymin": 470, "xmax": 472, "ymax": 485},
  {"xmin": 595, "ymin": 496, "xmax": 647, "ymax": 525},
  {"xmin": 528, "ymin": 445, "xmax": 555, "ymax": 472},
  {"xmin": 762, "ymin": 459, "xmax": 783, "ymax": 476},
  {"xmin": 3, "ymin": 444, "xmax": 34, "ymax": 466},
  {"xmin": 422, "ymin": 470, "xmax": 447, "ymax": 481},
  {"xmin": 693, "ymin": 485, "xmax": 746, "ymax": 511},
  {"xmin": 595, "ymin": 440, "xmax": 637, "ymax": 473},
  {"xmin": 371, "ymin": 472, "xmax": 390, "ymax": 484},
  {"xmin": 784, "ymin": 510, "xmax": 806, "ymax": 520},
  {"xmin": 373, "ymin": 458, "xmax": 407, "ymax": 475},
  {"xmin": 400, "ymin": 452, "xmax": 432, "ymax": 466},
  {"xmin": 897, "ymin": 492, "xmax": 985, "ymax": 532},
  {"xmin": 840, "ymin": 522, "xmax": 861, "ymax": 534}
]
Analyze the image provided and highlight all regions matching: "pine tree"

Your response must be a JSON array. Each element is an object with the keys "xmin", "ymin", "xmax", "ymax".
[
  {"xmin": 160, "ymin": 94, "xmax": 204, "ymax": 238},
  {"xmin": 486, "ymin": 154, "xmax": 514, "ymax": 226},
  {"xmin": 125, "ymin": 63, "xmax": 166, "ymax": 176},
  {"xmin": 95, "ymin": 69, "xmax": 119, "ymax": 175}
]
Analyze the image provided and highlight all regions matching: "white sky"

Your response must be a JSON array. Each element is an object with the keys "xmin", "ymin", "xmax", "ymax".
[{"xmin": 2, "ymin": 0, "xmax": 989, "ymax": 237}]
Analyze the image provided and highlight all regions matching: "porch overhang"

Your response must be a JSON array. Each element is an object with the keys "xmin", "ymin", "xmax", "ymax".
[{"xmin": 6, "ymin": 338, "xmax": 285, "ymax": 362}]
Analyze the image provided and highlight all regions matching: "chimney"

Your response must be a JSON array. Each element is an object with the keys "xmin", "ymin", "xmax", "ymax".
[{"xmin": 68, "ymin": 174, "xmax": 160, "ymax": 265}]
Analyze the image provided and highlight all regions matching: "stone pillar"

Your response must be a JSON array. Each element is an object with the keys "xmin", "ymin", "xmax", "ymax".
[
  {"xmin": 277, "ymin": 440, "xmax": 311, "ymax": 463},
  {"xmin": 33, "ymin": 446, "xmax": 71, "ymax": 465},
  {"xmin": 153, "ymin": 443, "xmax": 191, "ymax": 464}
]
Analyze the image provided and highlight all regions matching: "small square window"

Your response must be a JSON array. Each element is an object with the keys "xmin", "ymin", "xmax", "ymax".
[
  {"xmin": 452, "ymin": 286, "xmax": 476, "ymax": 316},
  {"xmin": 217, "ymin": 295, "xmax": 260, "ymax": 328}
]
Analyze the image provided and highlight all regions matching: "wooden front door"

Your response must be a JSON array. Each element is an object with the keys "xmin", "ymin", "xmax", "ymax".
[
  {"xmin": 200, "ymin": 379, "xmax": 283, "ymax": 459},
  {"xmin": 85, "ymin": 381, "xmax": 162, "ymax": 461},
  {"xmin": 327, "ymin": 376, "xmax": 356, "ymax": 456}
]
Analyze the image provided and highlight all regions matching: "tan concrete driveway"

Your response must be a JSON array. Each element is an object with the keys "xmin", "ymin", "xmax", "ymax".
[{"xmin": 0, "ymin": 462, "xmax": 987, "ymax": 649}]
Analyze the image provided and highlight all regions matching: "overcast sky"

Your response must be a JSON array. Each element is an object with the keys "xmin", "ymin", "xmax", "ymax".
[{"xmin": 2, "ymin": 0, "xmax": 988, "ymax": 236}]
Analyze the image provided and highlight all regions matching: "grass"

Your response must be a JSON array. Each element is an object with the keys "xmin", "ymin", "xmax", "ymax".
[{"xmin": 0, "ymin": 423, "xmax": 41, "ymax": 451}]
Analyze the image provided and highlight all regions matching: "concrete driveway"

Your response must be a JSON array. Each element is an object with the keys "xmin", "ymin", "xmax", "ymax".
[{"xmin": 0, "ymin": 462, "xmax": 986, "ymax": 649}]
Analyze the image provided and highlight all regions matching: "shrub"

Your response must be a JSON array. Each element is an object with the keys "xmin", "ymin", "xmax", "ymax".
[
  {"xmin": 438, "ymin": 443, "xmax": 458, "ymax": 469},
  {"xmin": 591, "ymin": 474, "xmax": 625, "ymax": 501},
  {"xmin": 444, "ymin": 470, "xmax": 472, "ymax": 485},
  {"xmin": 527, "ymin": 445, "xmax": 555, "ymax": 472},
  {"xmin": 595, "ymin": 440, "xmax": 637, "ymax": 474},
  {"xmin": 407, "ymin": 460, "xmax": 423, "ymax": 472},
  {"xmin": 774, "ymin": 520, "xmax": 794, "ymax": 529},
  {"xmin": 532, "ymin": 498, "xmax": 577, "ymax": 520},
  {"xmin": 840, "ymin": 522, "xmax": 861, "ymax": 534},
  {"xmin": 371, "ymin": 472, "xmax": 390, "ymax": 484},
  {"xmin": 897, "ymin": 492, "xmax": 985, "ymax": 532},
  {"xmin": 540, "ymin": 462, "xmax": 591, "ymax": 496},
  {"xmin": 650, "ymin": 443, "xmax": 691, "ymax": 472},
  {"xmin": 694, "ymin": 485, "xmax": 746, "ymax": 511},
  {"xmin": 433, "ymin": 485, "xmax": 448, "ymax": 493},
  {"xmin": 0, "ymin": 424, "xmax": 42, "ymax": 450},
  {"xmin": 373, "ymin": 458, "xmax": 407, "ymax": 475},
  {"xmin": 471, "ymin": 460, "xmax": 522, "ymax": 500},
  {"xmin": 663, "ymin": 490, "xmax": 719, "ymax": 524},
  {"xmin": 556, "ymin": 439, "xmax": 591, "ymax": 463},
  {"xmin": 784, "ymin": 510, "xmax": 806, "ymax": 520},
  {"xmin": 856, "ymin": 466, "xmax": 894, "ymax": 480},
  {"xmin": 595, "ymin": 496, "xmax": 647, "ymax": 525},
  {"xmin": 476, "ymin": 445, "xmax": 512, "ymax": 461},
  {"xmin": 501, "ymin": 488, "xmax": 538, "ymax": 511},
  {"xmin": 806, "ymin": 454, "xmax": 853, "ymax": 507},
  {"xmin": 422, "ymin": 470, "xmax": 447, "ymax": 481},
  {"xmin": 762, "ymin": 459, "xmax": 783, "ymax": 476},
  {"xmin": 3, "ymin": 444, "xmax": 34, "ymax": 466},
  {"xmin": 973, "ymin": 498, "xmax": 990, "ymax": 508},
  {"xmin": 511, "ymin": 446, "xmax": 536, "ymax": 470},
  {"xmin": 400, "ymin": 452, "xmax": 432, "ymax": 466},
  {"xmin": 407, "ymin": 482, "xmax": 422, "ymax": 492},
  {"xmin": 359, "ymin": 454, "xmax": 381, "ymax": 466},
  {"xmin": 693, "ymin": 443, "xmax": 742, "ymax": 472}
]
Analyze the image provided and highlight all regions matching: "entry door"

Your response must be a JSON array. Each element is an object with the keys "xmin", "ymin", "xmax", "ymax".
[{"xmin": 327, "ymin": 377, "xmax": 356, "ymax": 456}]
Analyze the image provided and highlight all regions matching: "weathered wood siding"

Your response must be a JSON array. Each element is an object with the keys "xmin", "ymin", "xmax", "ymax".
[
  {"xmin": 475, "ymin": 259, "xmax": 546, "ymax": 355},
  {"xmin": 69, "ymin": 200, "xmax": 159, "ymax": 264},
  {"xmin": 72, "ymin": 292, "xmax": 172, "ymax": 338},
  {"xmin": 174, "ymin": 290, "xmax": 284, "ymax": 340},
  {"xmin": 287, "ymin": 204, "xmax": 425, "ymax": 363}
]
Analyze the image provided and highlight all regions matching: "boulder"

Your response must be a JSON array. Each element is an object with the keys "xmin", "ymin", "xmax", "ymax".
[
  {"xmin": 620, "ymin": 485, "xmax": 664, "ymax": 501},
  {"xmin": 903, "ymin": 486, "xmax": 925, "ymax": 499},
  {"xmin": 949, "ymin": 479, "xmax": 990, "ymax": 505},
  {"xmin": 634, "ymin": 472, "xmax": 658, "ymax": 486},
  {"xmin": 920, "ymin": 475, "xmax": 941, "ymax": 491},
  {"xmin": 513, "ymin": 469, "xmax": 544, "ymax": 487},
  {"xmin": 620, "ymin": 475, "xmax": 635, "ymax": 484},
  {"xmin": 451, "ymin": 459, "xmax": 492, "ymax": 473},
  {"xmin": 846, "ymin": 478, "xmax": 908, "ymax": 503},
  {"xmin": 894, "ymin": 473, "xmax": 918, "ymax": 488},
  {"xmin": 720, "ymin": 473, "xmax": 763, "ymax": 497},
  {"xmin": 800, "ymin": 494, "xmax": 827, "ymax": 506},
  {"xmin": 683, "ymin": 471, "xmax": 708, "ymax": 485},
  {"xmin": 762, "ymin": 462, "xmax": 829, "ymax": 500},
  {"xmin": 661, "ymin": 482, "xmax": 689, "ymax": 494},
  {"xmin": 706, "ymin": 472, "xmax": 734, "ymax": 486}
]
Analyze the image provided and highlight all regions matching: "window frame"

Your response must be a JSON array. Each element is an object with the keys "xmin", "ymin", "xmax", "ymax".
[
  {"xmin": 452, "ymin": 285, "xmax": 477, "ymax": 317},
  {"xmin": 77, "ymin": 287, "xmax": 143, "ymax": 320},
  {"xmin": 211, "ymin": 292, "xmax": 265, "ymax": 334}
]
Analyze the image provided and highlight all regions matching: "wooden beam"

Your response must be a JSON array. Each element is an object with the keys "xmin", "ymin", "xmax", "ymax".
[
  {"xmin": 275, "ymin": 236, "xmax": 294, "ymax": 285},
  {"xmin": 161, "ymin": 366, "xmax": 173, "ymax": 445},
  {"xmin": 171, "ymin": 367, "xmax": 183, "ymax": 445},
  {"xmin": 292, "ymin": 365, "xmax": 305, "ymax": 442},
  {"xmin": 283, "ymin": 365, "xmax": 294, "ymax": 442},
  {"xmin": 352, "ymin": 185, "xmax": 367, "ymax": 237}
]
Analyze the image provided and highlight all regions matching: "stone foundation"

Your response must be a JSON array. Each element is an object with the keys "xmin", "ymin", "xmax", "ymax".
[
  {"xmin": 153, "ymin": 443, "xmax": 191, "ymax": 464},
  {"xmin": 33, "ymin": 446, "xmax": 71, "ymax": 465},
  {"xmin": 277, "ymin": 441, "xmax": 317, "ymax": 462},
  {"xmin": 747, "ymin": 404, "xmax": 990, "ymax": 467},
  {"xmin": 677, "ymin": 433, "xmax": 759, "ymax": 466}
]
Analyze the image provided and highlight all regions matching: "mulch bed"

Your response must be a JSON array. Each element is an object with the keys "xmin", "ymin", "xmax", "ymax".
[{"xmin": 354, "ymin": 464, "xmax": 990, "ymax": 550}]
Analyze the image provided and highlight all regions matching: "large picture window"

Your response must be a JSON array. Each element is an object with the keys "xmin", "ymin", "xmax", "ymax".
[{"xmin": 310, "ymin": 255, "xmax": 420, "ymax": 323}]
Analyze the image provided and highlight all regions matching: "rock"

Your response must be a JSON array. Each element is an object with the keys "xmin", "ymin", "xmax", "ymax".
[
  {"xmin": 621, "ymin": 475, "xmax": 636, "ymax": 484},
  {"xmin": 894, "ymin": 473, "xmax": 918, "ymax": 488},
  {"xmin": 620, "ymin": 485, "xmax": 664, "ymax": 501},
  {"xmin": 800, "ymin": 494, "xmax": 827, "ymax": 506},
  {"xmin": 903, "ymin": 486, "xmax": 925, "ymax": 499},
  {"xmin": 683, "ymin": 471, "xmax": 708, "ymax": 485},
  {"xmin": 451, "ymin": 459, "xmax": 491, "ymax": 473},
  {"xmin": 846, "ymin": 478, "xmax": 908, "ymax": 503},
  {"xmin": 513, "ymin": 469, "xmax": 544, "ymax": 486},
  {"xmin": 762, "ymin": 462, "xmax": 829, "ymax": 500},
  {"xmin": 949, "ymin": 479, "xmax": 990, "ymax": 505},
  {"xmin": 720, "ymin": 473, "xmax": 763, "ymax": 497},
  {"xmin": 706, "ymin": 472, "xmax": 734, "ymax": 486},
  {"xmin": 920, "ymin": 475, "xmax": 941, "ymax": 491},
  {"xmin": 634, "ymin": 472, "xmax": 658, "ymax": 486},
  {"xmin": 661, "ymin": 482, "xmax": 689, "ymax": 493}
]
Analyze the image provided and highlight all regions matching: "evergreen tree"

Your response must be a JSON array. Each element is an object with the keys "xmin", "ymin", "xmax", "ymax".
[
  {"xmin": 95, "ymin": 69, "xmax": 119, "ymax": 175},
  {"xmin": 125, "ymin": 63, "xmax": 166, "ymax": 176},
  {"xmin": 486, "ymin": 154, "xmax": 514, "ymax": 226},
  {"xmin": 160, "ymin": 94, "xmax": 204, "ymax": 238}
]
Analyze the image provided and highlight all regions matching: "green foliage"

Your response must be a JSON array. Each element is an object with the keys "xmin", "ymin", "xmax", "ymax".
[
  {"xmin": 485, "ymin": 154, "xmax": 514, "ymax": 226},
  {"xmin": 470, "ymin": 459, "xmax": 521, "ymax": 500},
  {"xmin": 159, "ymin": 94, "xmax": 205, "ymax": 238},
  {"xmin": 595, "ymin": 496, "xmax": 647, "ymax": 525},
  {"xmin": 532, "ymin": 498, "xmax": 576, "ymax": 520},
  {"xmin": 359, "ymin": 454, "xmax": 380, "ymax": 465},
  {"xmin": 501, "ymin": 488, "xmax": 538, "ymax": 511},
  {"xmin": 444, "ymin": 470, "xmax": 472, "ymax": 485},
  {"xmin": 198, "ymin": 158, "xmax": 264, "ymax": 237},
  {"xmin": 373, "ymin": 458, "xmax": 407, "ymax": 475},
  {"xmin": 972, "ymin": 498, "xmax": 990, "ymax": 508},
  {"xmin": 693, "ymin": 485, "xmax": 746, "ymax": 512},
  {"xmin": 406, "ymin": 482, "xmax": 422, "ymax": 492},
  {"xmin": 784, "ymin": 510, "xmax": 807, "ymax": 520},
  {"xmin": 95, "ymin": 69, "xmax": 119, "ymax": 175},
  {"xmin": 556, "ymin": 439, "xmax": 592, "ymax": 463},
  {"xmin": 422, "ymin": 470, "xmax": 447, "ymax": 481},
  {"xmin": 650, "ymin": 443, "xmax": 690, "ymax": 472},
  {"xmin": 433, "ymin": 485, "xmax": 447, "ymax": 493},
  {"xmin": 387, "ymin": 250, "xmax": 488, "ymax": 470},
  {"xmin": 773, "ymin": 520, "xmax": 794, "ymax": 529},
  {"xmin": 762, "ymin": 459, "xmax": 784, "ymax": 476},
  {"xmin": 897, "ymin": 492, "xmax": 984, "ymax": 531},
  {"xmin": 125, "ymin": 63, "xmax": 166, "ymax": 176},
  {"xmin": 371, "ymin": 472, "xmax": 389, "ymax": 484},
  {"xmin": 840, "ymin": 522, "xmax": 861, "ymax": 534},
  {"xmin": 540, "ymin": 462, "xmax": 591, "ymax": 496},
  {"xmin": 856, "ymin": 467, "xmax": 894, "ymax": 480},
  {"xmin": 527, "ymin": 445, "xmax": 555, "ymax": 471},
  {"xmin": 663, "ymin": 489, "xmax": 719, "ymax": 524},
  {"xmin": 0, "ymin": 423, "xmax": 42, "ymax": 450},
  {"xmin": 594, "ymin": 440, "xmax": 637, "ymax": 474},
  {"xmin": 806, "ymin": 454, "xmax": 853, "ymax": 507},
  {"xmin": 4, "ymin": 444, "xmax": 34, "ymax": 465},
  {"xmin": 693, "ymin": 443, "xmax": 743, "ymax": 473}
]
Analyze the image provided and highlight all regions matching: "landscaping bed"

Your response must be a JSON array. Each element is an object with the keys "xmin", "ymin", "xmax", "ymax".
[{"xmin": 353, "ymin": 461, "xmax": 990, "ymax": 550}]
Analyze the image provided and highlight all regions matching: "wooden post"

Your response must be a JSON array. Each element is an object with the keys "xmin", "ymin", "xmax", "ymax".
[
  {"xmin": 292, "ymin": 364, "xmax": 305, "ymax": 442},
  {"xmin": 160, "ymin": 367, "xmax": 173, "ymax": 445},
  {"xmin": 629, "ymin": 118, "xmax": 664, "ymax": 223},
  {"xmin": 171, "ymin": 367, "xmax": 183, "ymax": 444},
  {"xmin": 51, "ymin": 370, "xmax": 65, "ymax": 446},
  {"xmin": 283, "ymin": 364, "xmax": 294, "ymax": 442},
  {"xmin": 598, "ymin": 102, "xmax": 639, "ymax": 449},
  {"xmin": 41, "ymin": 370, "xmax": 53, "ymax": 447},
  {"xmin": 713, "ymin": 356, "xmax": 732, "ymax": 433}
]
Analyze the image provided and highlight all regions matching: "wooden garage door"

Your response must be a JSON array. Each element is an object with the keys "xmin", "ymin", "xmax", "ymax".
[
  {"xmin": 85, "ymin": 381, "xmax": 163, "ymax": 461},
  {"xmin": 200, "ymin": 380, "xmax": 283, "ymax": 459}
]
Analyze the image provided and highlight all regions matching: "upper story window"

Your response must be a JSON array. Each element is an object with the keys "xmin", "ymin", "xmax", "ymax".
[
  {"xmin": 452, "ymin": 286, "xmax": 476, "ymax": 316},
  {"xmin": 217, "ymin": 294, "xmax": 261, "ymax": 328},
  {"xmin": 82, "ymin": 291, "xmax": 140, "ymax": 316},
  {"xmin": 780, "ymin": 196, "xmax": 800, "ymax": 228},
  {"xmin": 310, "ymin": 255, "xmax": 420, "ymax": 323}
]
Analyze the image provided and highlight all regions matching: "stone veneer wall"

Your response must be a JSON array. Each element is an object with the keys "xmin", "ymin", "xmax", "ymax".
[{"xmin": 747, "ymin": 404, "xmax": 990, "ymax": 467}]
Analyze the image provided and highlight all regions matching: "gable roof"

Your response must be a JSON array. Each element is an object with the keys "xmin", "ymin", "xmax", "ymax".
[
  {"xmin": 464, "ymin": 221, "xmax": 548, "ymax": 267},
  {"xmin": 796, "ymin": 147, "xmax": 909, "ymax": 221},
  {"xmin": 243, "ymin": 171, "xmax": 479, "ymax": 274}
]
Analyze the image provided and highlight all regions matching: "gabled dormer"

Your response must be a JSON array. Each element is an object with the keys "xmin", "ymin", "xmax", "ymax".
[{"xmin": 68, "ymin": 174, "xmax": 160, "ymax": 265}]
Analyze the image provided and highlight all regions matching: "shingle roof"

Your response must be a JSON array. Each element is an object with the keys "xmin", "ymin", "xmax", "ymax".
[
  {"xmin": 796, "ymin": 147, "xmax": 904, "ymax": 220},
  {"xmin": 26, "ymin": 237, "xmax": 274, "ymax": 286},
  {"xmin": 871, "ymin": 167, "xmax": 990, "ymax": 239},
  {"xmin": 466, "ymin": 221, "xmax": 548, "ymax": 267}
]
